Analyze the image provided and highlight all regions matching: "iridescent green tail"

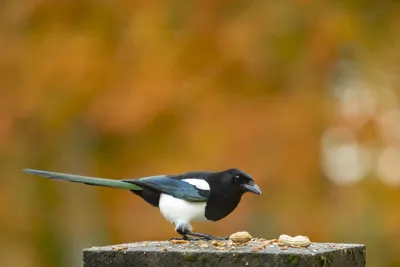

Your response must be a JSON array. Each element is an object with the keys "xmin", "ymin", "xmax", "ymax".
[{"xmin": 23, "ymin": 169, "xmax": 142, "ymax": 191}]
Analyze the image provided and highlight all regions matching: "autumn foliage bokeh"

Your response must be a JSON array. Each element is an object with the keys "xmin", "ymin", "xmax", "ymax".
[{"xmin": 2, "ymin": 1, "xmax": 400, "ymax": 267}]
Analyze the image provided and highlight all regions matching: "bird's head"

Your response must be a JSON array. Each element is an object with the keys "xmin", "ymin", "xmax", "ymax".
[{"xmin": 228, "ymin": 169, "xmax": 262, "ymax": 195}]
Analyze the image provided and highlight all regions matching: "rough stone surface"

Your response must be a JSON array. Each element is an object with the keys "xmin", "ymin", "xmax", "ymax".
[{"xmin": 83, "ymin": 240, "xmax": 365, "ymax": 267}]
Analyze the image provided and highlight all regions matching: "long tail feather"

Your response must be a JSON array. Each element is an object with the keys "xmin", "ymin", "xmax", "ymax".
[{"xmin": 23, "ymin": 169, "xmax": 142, "ymax": 191}]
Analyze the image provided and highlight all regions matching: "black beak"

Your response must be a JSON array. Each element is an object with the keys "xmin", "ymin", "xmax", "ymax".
[{"xmin": 242, "ymin": 183, "xmax": 262, "ymax": 195}]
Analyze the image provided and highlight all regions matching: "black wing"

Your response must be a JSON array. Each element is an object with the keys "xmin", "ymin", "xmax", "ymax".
[
  {"xmin": 170, "ymin": 171, "xmax": 214, "ymax": 180},
  {"xmin": 123, "ymin": 175, "xmax": 209, "ymax": 202}
]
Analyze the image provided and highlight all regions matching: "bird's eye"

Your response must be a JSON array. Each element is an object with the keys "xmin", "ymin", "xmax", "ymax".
[{"xmin": 232, "ymin": 175, "xmax": 241, "ymax": 185}]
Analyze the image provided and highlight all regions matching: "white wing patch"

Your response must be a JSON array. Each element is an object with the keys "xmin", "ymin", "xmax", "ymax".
[{"xmin": 183, "ymin": 179, "xmax": 210, "ymax": 190}]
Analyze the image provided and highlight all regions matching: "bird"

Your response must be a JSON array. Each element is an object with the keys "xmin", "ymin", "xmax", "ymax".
[{"xmin": 23, "ymin": 168, "xmax": 262, "ymax": 240}]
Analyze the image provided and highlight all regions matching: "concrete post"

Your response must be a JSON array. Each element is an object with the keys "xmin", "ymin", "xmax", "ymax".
[{"xmin": 83, "ymin": 240, "xmax": 365, "ymax": 267}]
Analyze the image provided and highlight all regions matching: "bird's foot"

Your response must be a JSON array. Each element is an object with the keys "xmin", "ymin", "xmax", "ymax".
[
  {"xmin": 169, "ymin": 236, "xmax": 227, "ymax": 241},
  {"xmin": 187, "ymin": 234, "xmax": 228, "ymax": 241},
  {"xmin": 169, "ymin": 236, "xmax": 200, "ymax": 241},
  {"xmin": 171, "ymin": 229, "xmax": 229, "ymax": 241}
]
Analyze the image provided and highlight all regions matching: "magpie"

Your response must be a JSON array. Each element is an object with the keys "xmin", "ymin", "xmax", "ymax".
[{"xmin": 23, "ymin": 168, "xmax": 262, "ymax": 240}]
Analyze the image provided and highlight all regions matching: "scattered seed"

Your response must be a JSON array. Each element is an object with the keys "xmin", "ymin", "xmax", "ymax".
[{"xmin": 170, "ymin": 239, "xmax": 190, "ymax": 244}]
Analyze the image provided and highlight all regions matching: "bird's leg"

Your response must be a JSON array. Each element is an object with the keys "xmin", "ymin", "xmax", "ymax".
[
  {"xmin": 185, "ymin": 230, "xmax": 228, "ymax": 241},
  {"xmin": 170, "ymin": 224, "xmax": 227, "ymax": 241},
  {"xmin": 169, "ymin": 227, "xmax": 200, "ymax": 241}
]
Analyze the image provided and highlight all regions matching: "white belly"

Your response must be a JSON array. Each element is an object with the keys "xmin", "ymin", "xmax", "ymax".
[{"xmin": 159, "ymin": 193, "xmax": 208, "ymax": 228}]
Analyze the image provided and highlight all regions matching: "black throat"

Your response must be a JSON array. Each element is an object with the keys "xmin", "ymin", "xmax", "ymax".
[{"xmin": 204, "ymin": 173, "xmax": 243, "ymax": 221}]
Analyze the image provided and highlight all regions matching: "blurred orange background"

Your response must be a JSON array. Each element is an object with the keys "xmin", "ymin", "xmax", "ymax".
[{"xmin": 1, "ymin": 1, "xmax": 400, "ymax": 266}]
